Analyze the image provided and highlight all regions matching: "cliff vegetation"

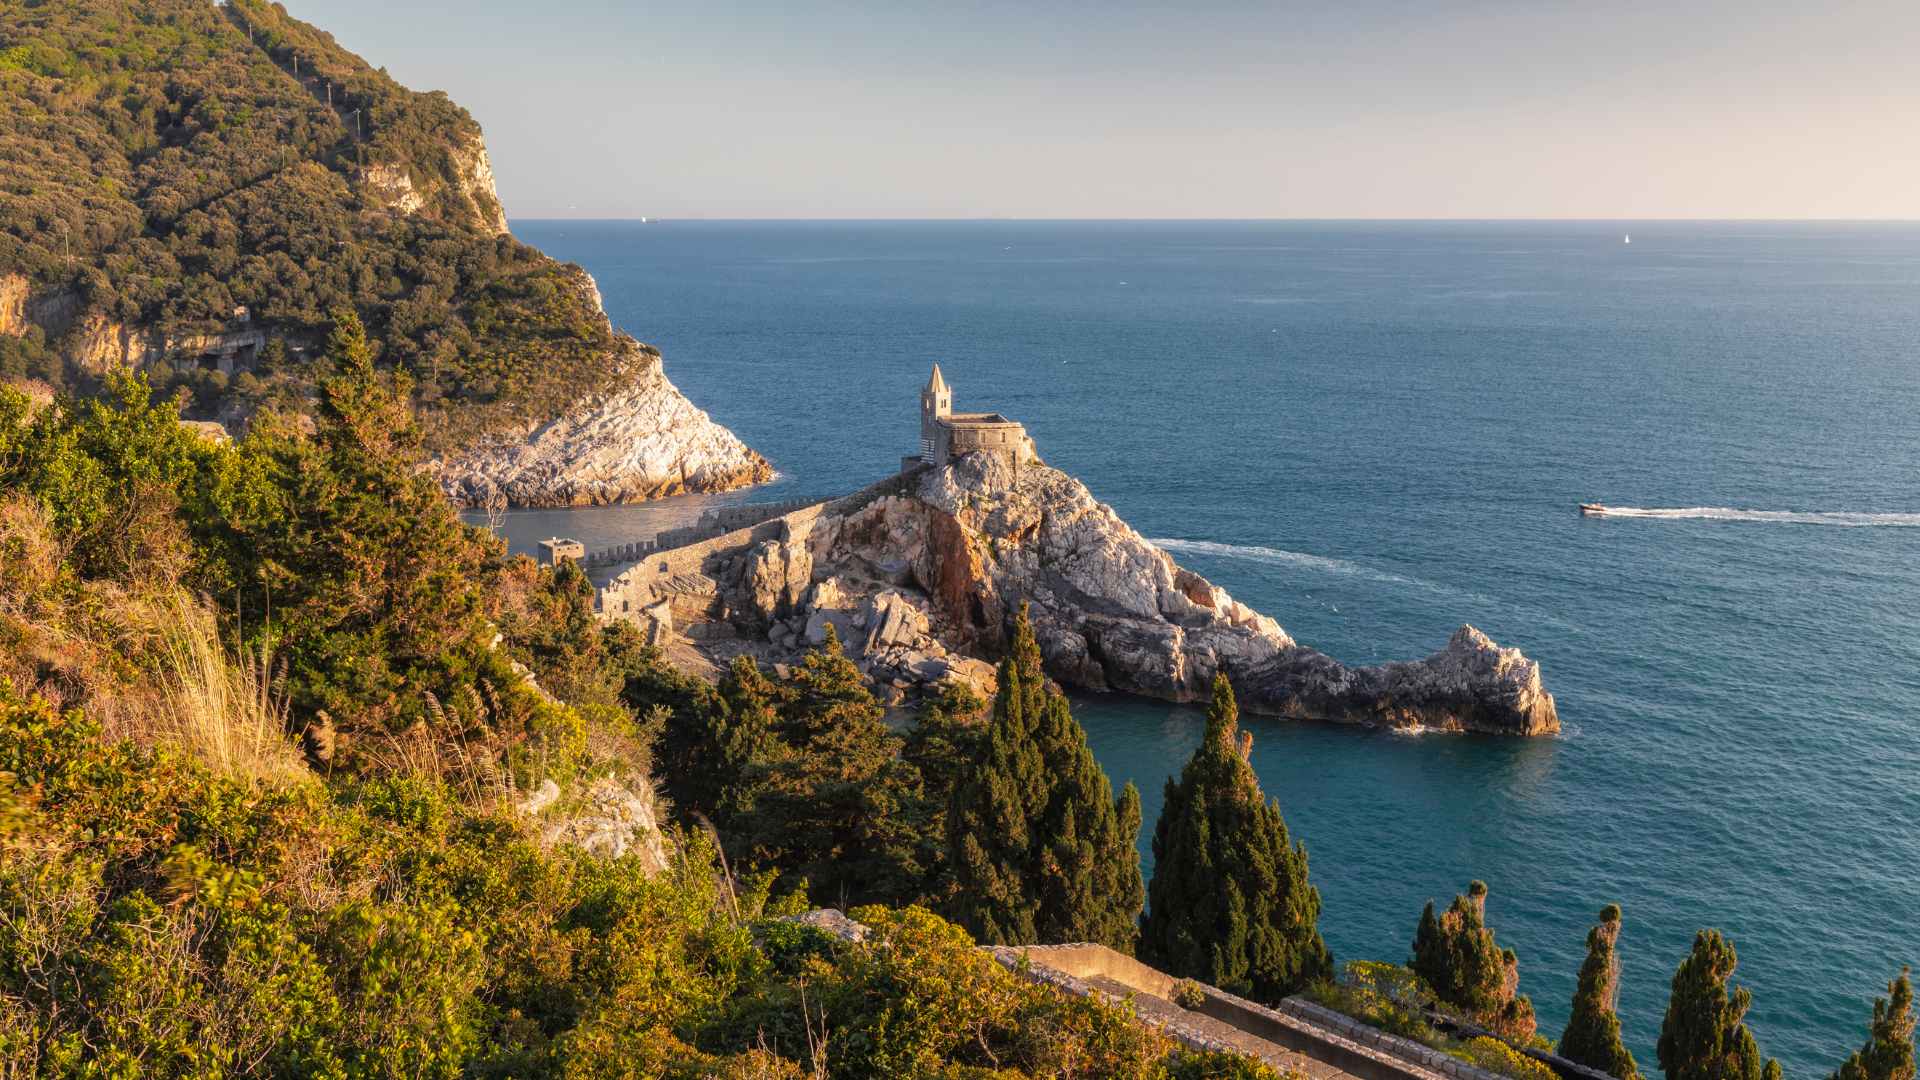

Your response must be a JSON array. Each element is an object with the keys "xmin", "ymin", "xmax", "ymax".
[{"xmin": 0, "ymin": 0, "xmax": 628, "ymax": 448}]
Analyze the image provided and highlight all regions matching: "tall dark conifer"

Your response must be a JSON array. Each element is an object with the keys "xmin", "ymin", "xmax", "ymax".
[
  {"xmin": 946, "ymin": 604, "xmax": 1144, "ymax": 951},
  {"xmin": 706, "ymin": 654, "xmax": 786, "ymax": 821},
  {"xmin": 1409, "ymin": 880, "xmax": 1538, "ymax": 1041},
  {"xmin": 1657, "ymin": 930, "xmax": 1781, "ymax": 1080},
  {"xmin": 258, "ymin": 308, "xmax": 497, "ymax": 724},
  {"xmin": 747, "ymin": 626, "xmax": 927, "ymax": 907},
  {"xmin": 1139, "ymin": 673, "xmax": 1330, "ymax": 1000},
  {"xmin": 1833, "ymin": 970, "xmax": 1916, "ymax": 1080},
  {"xmin": 1559, "ymin": 905, "xmax": 1641, "ymax": 1080}
]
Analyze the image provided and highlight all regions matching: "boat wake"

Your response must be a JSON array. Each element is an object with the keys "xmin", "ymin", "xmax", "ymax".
[
  {"xmin": 1150, "ymin": 537, "xmax": 1584, "ymax": 634},
  {"xmin": 1585, "ymin": 507, "xmax": 1920, "ymax": 527},
  {"xmin": 1149, "ymin": 538, "xmax": 1423, "ymax": 587}
]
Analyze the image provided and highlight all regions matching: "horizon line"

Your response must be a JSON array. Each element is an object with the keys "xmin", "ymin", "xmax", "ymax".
[{"xmin": 508, "ymin": 216, "xmax": 1920, "ymax": 225}]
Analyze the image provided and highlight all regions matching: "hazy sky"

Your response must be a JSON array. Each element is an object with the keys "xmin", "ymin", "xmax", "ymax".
[{"xmin": 283, "ymin": 0, "xmax": 1918, "ymax": 220}]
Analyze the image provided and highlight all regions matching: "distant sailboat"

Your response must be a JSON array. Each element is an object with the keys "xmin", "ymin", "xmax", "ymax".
[{"xmin": 1623, "ymin": 233, "xmax": 1631, "ymax": 244}]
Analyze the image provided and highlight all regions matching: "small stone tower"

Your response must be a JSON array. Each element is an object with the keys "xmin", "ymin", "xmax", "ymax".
[{"xmin": 920, "ymin": 363, "xmax": 952, "ymax": 462}]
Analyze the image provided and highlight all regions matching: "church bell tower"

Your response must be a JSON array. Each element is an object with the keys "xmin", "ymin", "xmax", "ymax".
[{"xmin": 920, "ymin": 363, "xmax": 951, "ymax": 462}]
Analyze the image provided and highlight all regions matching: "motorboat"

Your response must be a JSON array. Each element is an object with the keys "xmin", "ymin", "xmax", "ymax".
[{"xmin": 1579, "ymin": 503, "xmax": 1608, "ymax": 515}]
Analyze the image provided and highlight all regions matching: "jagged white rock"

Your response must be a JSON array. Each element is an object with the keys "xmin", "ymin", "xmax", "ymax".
[{"xmin": 431, "ymin": 338, "xmax": 773, "ymax": 507}]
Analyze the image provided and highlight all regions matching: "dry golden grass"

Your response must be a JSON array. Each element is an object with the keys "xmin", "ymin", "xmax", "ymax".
[
  {"xmin": 0, "ymin": 493, "xmax": 309, "ymax": 788},
  {"xmin": 145, "ymin": 597, "xmax": 310, "ymax": 789}
]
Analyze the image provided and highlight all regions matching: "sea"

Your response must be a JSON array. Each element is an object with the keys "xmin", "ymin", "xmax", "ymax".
[{"xmin": 491, "ymin": 220, "xmax": 1920, "ymax": 1076}]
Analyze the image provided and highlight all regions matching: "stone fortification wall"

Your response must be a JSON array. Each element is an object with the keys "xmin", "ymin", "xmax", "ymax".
[
  {"xmin": 584, "ymin": 498, "xmax": 819, "ymax": 570},
  {"xmin": 595, "ymin": 472, "xmax": 925, "ymax": 624},
  {"xmin": 655, "ymin": 498, "xmax": 817, "ymax": 551}
]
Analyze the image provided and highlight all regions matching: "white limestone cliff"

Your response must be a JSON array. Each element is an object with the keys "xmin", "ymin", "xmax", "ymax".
[
  {"xmin": 431, "ymin": 337, "xmax": 774, "ymax": 507},
  {"xmin": 365, "ymin": 131, "xmax": 772, "ymax": 507}
]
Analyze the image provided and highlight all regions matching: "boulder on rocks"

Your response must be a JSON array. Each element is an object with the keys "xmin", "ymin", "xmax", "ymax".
[
  {"xmin": 539, "ymin": 775, "xmax": 671, "ymax": 870},
  {"xmin": 744, "ymin": 536, "xmax": 812, "ymax": 624}
]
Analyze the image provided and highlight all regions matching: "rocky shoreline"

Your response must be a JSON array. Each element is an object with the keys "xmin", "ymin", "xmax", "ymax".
[{"xmin": 617, "ymin": 452, "xmax": 1558, "ymax": 737}]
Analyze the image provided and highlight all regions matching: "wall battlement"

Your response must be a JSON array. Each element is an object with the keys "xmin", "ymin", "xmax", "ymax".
[
  {"xmin": 592, "ymin": 471, "xmax": 925, "ymax": 627},
  {"xmin": 581, "ymin": 498, "xmax": 819, "ymax": 570}
]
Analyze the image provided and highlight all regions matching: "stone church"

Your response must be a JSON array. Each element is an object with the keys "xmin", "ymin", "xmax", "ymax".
[{"xmin": 911, "ymin": 364, "xmax": 1035, "ymax": 468}]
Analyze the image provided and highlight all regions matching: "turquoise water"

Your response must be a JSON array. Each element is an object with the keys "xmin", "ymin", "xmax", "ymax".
[{"xmin": 507, "ymin": 221, "xmax": 1920, "ymax": 1075}]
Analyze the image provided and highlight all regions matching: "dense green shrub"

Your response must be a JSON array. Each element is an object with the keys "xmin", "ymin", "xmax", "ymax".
[
  {"xmin": 1306, "ymin": 962, "xmax": 1552, "ymax": 1080},
  {"xmin": 1832, "ymin": 969, "xmax": 1915, "ymax": 1080},
  {"xmin": 0, "ymin": 681, "xmax": 1298, "ymax": 1078},
  {"xmin": 1454, "ymin": 1037, "xmax": 1557, "ymax": 1080},
  {"xmin": 640, "ymin": 632, "xmax": 959, "ymax": 912},
  {"xmin": 1657, "ymin": 930, "xmax": 1780, "ymax": 1080},
  {"xmin": 1410, "ymin": 880, "xmax": 1538, "ymax": 1042},
  {"xmin": 1306, "ymin": 961, "xmax": 1440, "ymax": 1043}
]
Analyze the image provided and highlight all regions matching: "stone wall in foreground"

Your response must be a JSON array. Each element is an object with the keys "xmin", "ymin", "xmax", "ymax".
[{"xmin": 780, "ymin": 910, "xmax": 1518, "ymax": 1080}]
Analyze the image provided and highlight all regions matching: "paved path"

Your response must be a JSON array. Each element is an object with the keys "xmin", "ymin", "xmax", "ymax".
[{"xmin": 1084, "ymin": 975, "xmax": 1360, "ymax": 1080}]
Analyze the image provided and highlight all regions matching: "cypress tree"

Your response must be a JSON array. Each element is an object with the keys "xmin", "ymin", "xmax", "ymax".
[
  {"xmin": 1409, "ymin": 880, "xmax": 1538, "ymax": 1041},
  {"xmin": 1139, "ymin": 673, "xmax": 1331, "ymax": 1001},
  {"xmin": 1657, "ymin": 930, "xmax": 1781, "ymax": 1080},
  {"xmin": 1832, "ymin": 970, "xmax": 1915, "ymax": 1080},
  {"xmin": 747, "ymin": 626, "xmax": 928, "ymax": 907},
  {"xmin": 946, "ymin": 604, "xmax": 1144, "ymax": 951},
  {"xmin": 1559, "ymin": 904, "xmax": 1641, "ymax": 1080}
]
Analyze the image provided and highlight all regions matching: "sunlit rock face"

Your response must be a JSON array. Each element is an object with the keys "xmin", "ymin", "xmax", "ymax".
[{"xmin": 713, "ymin": 450, "xmax": 1556, "ymax": 736}]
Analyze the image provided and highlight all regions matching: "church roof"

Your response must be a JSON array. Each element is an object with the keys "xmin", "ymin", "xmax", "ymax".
[
  {"xmin": 943, "ymin": 412, "xmax": 1017, "ymax": 426},
  {"xmin": 927, "ymin": 363, "xmax": 947, "ymax": 394}
]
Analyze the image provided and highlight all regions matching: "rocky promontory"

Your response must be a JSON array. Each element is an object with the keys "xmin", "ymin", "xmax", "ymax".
[
  {"xmin": 429, "ymin": 335, "xmax": 773, "ymax": 508},
  {"xmin": 651, "ymin": 452, "xmax": 1558, "ymax": 736}
]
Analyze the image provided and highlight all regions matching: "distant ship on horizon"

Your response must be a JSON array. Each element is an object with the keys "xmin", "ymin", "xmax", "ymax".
[{"xmin": 1624, "ymin": 233, "xmax": 1631, "ymax": 244}]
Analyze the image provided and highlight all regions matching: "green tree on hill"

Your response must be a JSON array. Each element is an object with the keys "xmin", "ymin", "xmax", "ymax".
[
  {"xmin": 1139, "ymin": 673, "xmax": 1331, "ymax": 1001},
  {"xmin": 1657, "ymin": 930, "xmax": 1781, "ymax": 1080},
  {"xmin": 1410, "ymin": 880, "xmax": 1538, "ymax": 1042},
  {"xmin": 215, "ymin": 308, "xmax": 497, "ymax": 725},
  {"xmin": 1832, "ymin": 969, "xmax": 1915, "ymax": 1080},
  {"xmin": 708, "ymin": 653, "xmax": 786, "ymax": 817},
  {"xmin": 946, "ymin": 604, "xmax": 1144, "ymax": 951},
  {"xmin": 1559, "ymin": 904, "xmax": 1641, "ymax": 1080},
  {"xmin": 743, "ymin": 625, "xmax": 929, "ymax": 908}
]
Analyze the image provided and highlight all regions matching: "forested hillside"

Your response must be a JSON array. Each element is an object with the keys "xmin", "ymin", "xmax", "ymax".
[
  {"xmin": 0, "ymin": 305, "xmax": 1281, "ymax": 1077},
  {"xmin": 0, "ymin": 0, "xmax": 628, "ymax": 445}
]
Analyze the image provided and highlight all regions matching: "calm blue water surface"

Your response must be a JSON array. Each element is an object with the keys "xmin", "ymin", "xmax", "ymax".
[{"xmin": 506, "ymin": 221, "xmax": 1920, "ymax": 1075}]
